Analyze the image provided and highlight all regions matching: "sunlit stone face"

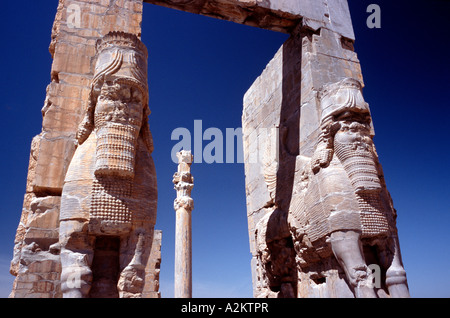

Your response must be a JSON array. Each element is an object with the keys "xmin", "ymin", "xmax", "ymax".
[{"xmin": 95, "ymin": 82, "xmax": 144, "ymax": 127}]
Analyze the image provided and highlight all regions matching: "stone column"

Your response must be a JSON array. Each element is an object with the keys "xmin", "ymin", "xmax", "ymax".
[{"xmin": 173, "ymin": 151, "xmax": 194, "ymax": 298}]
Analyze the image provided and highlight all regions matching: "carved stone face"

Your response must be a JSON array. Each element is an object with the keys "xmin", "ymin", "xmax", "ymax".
[
  {"xmin": 333, "ymin": 111, "xmax": 382, "ymax": 193},
  {"xmin": 95, "ymin": 81, "xmax": 144, "ymax": 128},
  {"xmin": 94, "ymin": 81, "xmax": 144, "ymax": 179}
]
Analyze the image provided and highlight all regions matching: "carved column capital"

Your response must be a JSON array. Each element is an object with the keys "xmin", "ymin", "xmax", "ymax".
[
  {"xmin": 173, "ymin": 150, "xmax": 194, "ymax": 211},
  {"xmin": 174, "ymin": 196, "xmax": 194, "ymax": 212}
]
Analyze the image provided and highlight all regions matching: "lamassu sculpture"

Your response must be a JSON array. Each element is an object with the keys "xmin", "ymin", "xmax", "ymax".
[
  {"xmin": 253, "ymin": 78, "xmax": 409, "ymax": 298},
  {"xmin": 58, "ymin": 31, "xmax": 157, "ymax": 298},
  {"xmin": 288, "ymin": 78, "xmax": 409, "ymax": 297}
]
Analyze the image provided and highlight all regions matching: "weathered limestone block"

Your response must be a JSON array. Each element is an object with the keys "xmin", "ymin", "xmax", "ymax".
[
  {"xmin": 10, "ymin": 195, "xmax": 60, "ymax": 272},
  {"xmin": 142, "ymin": 230, "xmax": 162, "ymax": 298},
  {"xmin": 33, "ymin": 136, "xmax": 78, "ymax": 193},
  {"xmin": 9, "ymin": 195, "xmax": 62, "ymax": 298},
  {"xmin": 10, "ymin": 245, "xmax": 62, "ymax": 298},
  {"xmin": 25, "ymin": 196, "xmax": 61, "ymax": 241}
]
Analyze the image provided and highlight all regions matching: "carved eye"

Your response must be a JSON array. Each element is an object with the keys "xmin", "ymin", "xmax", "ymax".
[
  {"xmin": 131, "ymin": 88, "xmax": 142, "ymax": 103},
  {"xmin": 121, "ymin": 87, "xmax": 131, "ymax": 100}
]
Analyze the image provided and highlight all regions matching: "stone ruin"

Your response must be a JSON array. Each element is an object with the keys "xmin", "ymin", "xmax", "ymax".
[{"xmin": 9, "ymin": 0, "xmax": 409, "ymax": 298}]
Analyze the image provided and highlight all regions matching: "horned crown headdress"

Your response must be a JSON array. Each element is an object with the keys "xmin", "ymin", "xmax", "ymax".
[
  {"xmin": 91, "ymin": 31, "xmax": 149, "ymax": 105},
  {"xmin": 318, "ymin": 78, "xmax": 370, "ymax": 123},
  {"xmin": 77, "ymin": 32, "xmax": 150, "ymax": 145}
]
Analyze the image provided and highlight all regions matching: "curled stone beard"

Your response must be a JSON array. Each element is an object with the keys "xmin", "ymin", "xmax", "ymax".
[
  {"xmin": 89, "ymin": 84, "xmax": 143, "ymax": 235},
  {"xmin": 94, "ymin": 121, "xmax": 140, "ymax": 179},
  {"xmin": 333, "ymin": 121, "xmax": 389, "ymax": 238},
  {"xmin": 89, "ymin": 115, "xmax": 141, "ymax": 235},
  {"xmin": 93, "ymin": 86, "xmax": 143, "ymax": 180}
]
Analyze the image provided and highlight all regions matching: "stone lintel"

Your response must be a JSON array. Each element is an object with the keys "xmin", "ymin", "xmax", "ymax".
[{"xmin": 144, "ymin": 0, "xmax": 355, "ymax": 39}]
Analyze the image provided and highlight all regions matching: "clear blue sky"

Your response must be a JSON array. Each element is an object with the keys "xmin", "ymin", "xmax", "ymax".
[{"xmin": 0, "ymin": 0, "xmax": 448, "ymax": 298}]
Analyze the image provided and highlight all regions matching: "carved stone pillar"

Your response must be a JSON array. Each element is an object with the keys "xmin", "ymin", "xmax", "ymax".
[{"xmin": 173, "ymin": 151, "xmax": 194, "ymax": 298}]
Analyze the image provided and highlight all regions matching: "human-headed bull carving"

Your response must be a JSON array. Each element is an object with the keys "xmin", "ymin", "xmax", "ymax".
[
  {"xmin": 287, "ymin": 78, "xmax": 409, "ymax": 297},
  {"xmin": 59, "ymin": 32, "xmax": 157, "ymax": 298},
  {"xmin": 253, "ymin": 78, "xmax": 409, "ymax": 298}
]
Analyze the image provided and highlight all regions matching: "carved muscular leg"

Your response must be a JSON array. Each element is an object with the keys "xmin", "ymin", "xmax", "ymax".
[
  {"xmin": 330, "ymin": 230, "xmax": 377, "ymax": 298},
  {"xmin": 59, "ymin": 220, "xmax": 95, "ymax": 298},
  {"xmin": 117, "ymin": 227, "xmax": 153, "ymax": 298},
  {"xmin": 377, "ymin": 236, "xmax": 409, "ymax": 297}
]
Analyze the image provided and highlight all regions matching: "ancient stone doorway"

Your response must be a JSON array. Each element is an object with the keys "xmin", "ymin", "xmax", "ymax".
[
  {"xmin": 140, "ymin": 3, "xmax": 289, "ymax": 297},
  {"xmin": 9, "ymin": 0, "xmax": 409, "ymax": 299}
]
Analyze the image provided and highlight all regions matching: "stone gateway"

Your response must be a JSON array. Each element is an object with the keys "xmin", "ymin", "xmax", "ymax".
[{"xmin": 10, "ymin": 0, "xmax": 409, "ymax": 298}]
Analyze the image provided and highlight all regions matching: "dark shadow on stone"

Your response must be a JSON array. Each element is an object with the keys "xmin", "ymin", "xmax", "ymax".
[{"xmin": 266, "ymin": 27, "xmax": 302, "ymax": 298}]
